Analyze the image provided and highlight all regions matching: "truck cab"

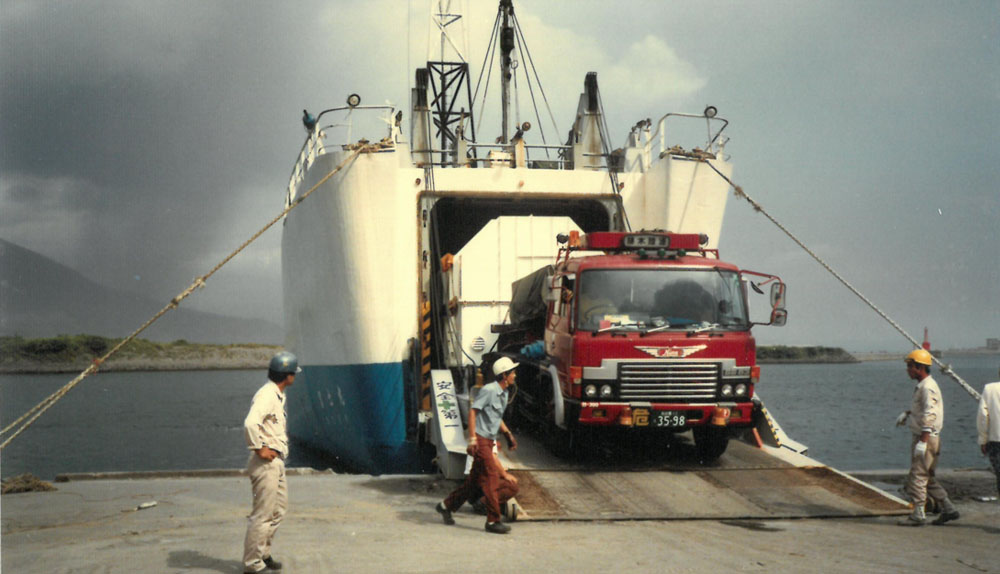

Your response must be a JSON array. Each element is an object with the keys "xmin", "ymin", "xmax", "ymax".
[{"xmin": 505, "ymin": 230, "xmax": 786, "ymax": 461}]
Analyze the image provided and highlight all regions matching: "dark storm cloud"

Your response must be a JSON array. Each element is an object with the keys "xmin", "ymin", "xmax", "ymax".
[
  {"xmin": 2, "ymin": 0, "xmax": 997, "ymax": 349},
  {"xmin": 1, "ymin": 2, "xmax": 318, "ymax": 309}
]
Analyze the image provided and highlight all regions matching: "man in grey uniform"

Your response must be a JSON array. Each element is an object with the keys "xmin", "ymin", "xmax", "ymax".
[
  {"xmin": 895, "ymin": 349, "xmax": 959, "ymax": 526},
  {"xmin": 242, "ymin": 351, "xmax": 300, "ymax": 573}
]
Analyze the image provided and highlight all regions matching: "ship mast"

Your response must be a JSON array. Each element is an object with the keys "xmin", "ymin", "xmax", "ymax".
[
  {"xmin": 416, "ymin": 0, "xmax": 558, "ymax": 162},
  {"xmin": 499, "ymin": 0, "xmax": 514, "ymax": 144}
]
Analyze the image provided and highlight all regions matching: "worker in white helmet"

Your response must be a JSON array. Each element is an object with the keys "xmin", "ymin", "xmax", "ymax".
[{"xmin": 436, "ymin": 356, "xmax": 520, "ymax": 534}]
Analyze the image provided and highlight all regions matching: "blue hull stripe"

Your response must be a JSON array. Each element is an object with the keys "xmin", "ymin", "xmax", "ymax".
[{"xmin": 287, "ymin": 362, "xmax": 427, "ymax": 473}]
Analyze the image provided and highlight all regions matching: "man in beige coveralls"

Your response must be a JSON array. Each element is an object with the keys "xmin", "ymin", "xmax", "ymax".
[
  {"xmin": 242, "ymin": 351, "xmax": 301, "ymax": 573},
  {"xmin": 895, "ymin": 349, "xmax": 960, "ymax": 526}
]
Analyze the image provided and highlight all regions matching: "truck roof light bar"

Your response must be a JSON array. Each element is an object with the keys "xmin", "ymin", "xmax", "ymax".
[{"xmin": 579, "ymin": 231, "xmax": 705, "ymax": 253}]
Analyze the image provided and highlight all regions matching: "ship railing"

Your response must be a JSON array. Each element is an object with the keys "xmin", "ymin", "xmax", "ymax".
[
  {"xmin": 579, "ymin": 152, "xmax": 613, "ymax": 171},
  {"xmin": 642, "ymin": 111, "xmax": 730, "ymax": 167},
  {"xmin": 286, "ymin": 105, "xmax": 398, "ymax": 207},
  {"xmin": 410, "ymin": 141, "xmax": 608, "ymax": 170},
  {"xmin": 286, "ymin": 131, "xmax": 323, "ymax": 207}
]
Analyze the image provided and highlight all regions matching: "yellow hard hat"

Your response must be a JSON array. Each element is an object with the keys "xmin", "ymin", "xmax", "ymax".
[{"xmin": 905, "ymin": 349, "xmax": 933, "ymax": 366}]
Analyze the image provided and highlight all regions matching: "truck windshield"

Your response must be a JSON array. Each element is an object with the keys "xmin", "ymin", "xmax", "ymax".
[{"xmin": 576, "ymin": 268, "xmax": 748, "ymax": 332}]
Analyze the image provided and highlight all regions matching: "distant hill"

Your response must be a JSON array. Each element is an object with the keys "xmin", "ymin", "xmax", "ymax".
[{"xmin": 0, "ymin": 239, "xmax": 283, "ymax": 344}]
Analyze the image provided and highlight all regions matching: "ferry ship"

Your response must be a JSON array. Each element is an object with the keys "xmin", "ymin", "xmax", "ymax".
[{"xmin": 281, "ymin": 0, "xmax": 734, "ymax": 473}]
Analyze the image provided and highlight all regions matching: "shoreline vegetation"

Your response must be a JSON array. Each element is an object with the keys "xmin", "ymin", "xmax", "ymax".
[
  {"xmin": 756, "ymin": 345, "xmax": 859, "ymax": 364},
  {"xmin": 0, "ymin": 335, "xmax": 281, "ymax": 374}
]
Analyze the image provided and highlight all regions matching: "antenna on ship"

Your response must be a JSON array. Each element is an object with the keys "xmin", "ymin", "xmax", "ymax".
[
  {"xmin": 414, "ymin": 0, "xmax": 561, "ymax": 167},
  {"xmin": 424, "ymin": 0, "xmax": 476, "ymax": 165}
]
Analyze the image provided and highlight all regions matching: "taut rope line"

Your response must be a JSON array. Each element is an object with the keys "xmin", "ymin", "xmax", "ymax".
[
  {"xmin": 704, "ymin": 160, "xmax": 980, "ymax": 402},
  {"xmin": 0, "ymin": 147, "xmax": 369, "ymax": 450}
]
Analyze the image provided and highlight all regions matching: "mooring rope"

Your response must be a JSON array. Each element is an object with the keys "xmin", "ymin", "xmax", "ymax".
[
  {"xmin": 0, "ymin": 146, "xmax": 370, "ymax": 450},
  {"xmin": 704, "ymin": 160, "xmax": 981, "ymax": 402}
]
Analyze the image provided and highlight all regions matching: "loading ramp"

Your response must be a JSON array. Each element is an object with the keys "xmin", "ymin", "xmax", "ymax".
[
  {"xmin": 431, "ymin": 377, "xmax": 911, "ymax": 521},
  {"xmin": 497, "ymin": 434, "xmax": 911, "ymax": 521}
]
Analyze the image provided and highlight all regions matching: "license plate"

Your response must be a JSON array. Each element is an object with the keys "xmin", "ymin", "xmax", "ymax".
[{"xmin": 652, "ymin": 411, "xmax": 686, "ymax": 428}]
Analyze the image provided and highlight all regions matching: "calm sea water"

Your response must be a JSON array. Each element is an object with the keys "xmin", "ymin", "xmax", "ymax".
[
  {"xmin": 2, "ymin": 356, "xmax": 998, "ymax": 480},
  {"xmin": 758, "ymin": 354, "xmax": 998, "ymax": 472}
]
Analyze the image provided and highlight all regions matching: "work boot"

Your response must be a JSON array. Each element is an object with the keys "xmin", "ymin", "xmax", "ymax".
[
  {"xmin": 485, "ymin": 521, "xmax": 511, "ymax": 534},
  {"xmin": 263, "ymin": 556, "xmax": 282, "ymax": 570},
  {"xmin": 436, "ymin": 502, "xmax": 455, "ymax": 525},
  {"xmin": 897, "ymin": 506, "xmax": 926, "ymax": 526},
  {"xmin": 932, "ymin": 510, "xmax": 960, "ymax": 525}
]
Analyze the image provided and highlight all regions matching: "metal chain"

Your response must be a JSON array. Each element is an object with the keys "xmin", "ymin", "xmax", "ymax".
[
  {"xmin": 0, "ymin": 146, "xmax": 369, "ymax": 450},
  {"xmin": 704, "ymin": 160, "xmax": 981, "ymax": 402}
]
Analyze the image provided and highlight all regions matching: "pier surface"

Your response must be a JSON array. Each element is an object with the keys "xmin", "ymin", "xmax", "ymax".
[{"xmin": 3, "ymin": 464, "xmax": 998, "ymax": 573}]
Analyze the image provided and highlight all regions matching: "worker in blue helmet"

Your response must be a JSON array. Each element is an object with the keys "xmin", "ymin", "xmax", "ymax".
[{"xmin": 242, "ymin": 351, "xmax": 301, "ymax": 573}]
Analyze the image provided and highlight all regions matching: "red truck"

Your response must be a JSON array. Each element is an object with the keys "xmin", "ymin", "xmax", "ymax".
[{"xmin": 497, "ymin": 230, "xmax": 787, "ymax": 461}]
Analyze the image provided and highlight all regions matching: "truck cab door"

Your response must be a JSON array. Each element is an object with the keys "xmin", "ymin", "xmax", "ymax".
[{"xmin": 545, "ymin": 273, "xmax": 575, "ymax": 371}]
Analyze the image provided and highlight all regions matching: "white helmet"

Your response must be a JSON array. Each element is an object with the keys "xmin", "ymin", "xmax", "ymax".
[{"xmin": 492, "ymin": 356, "xmax": 520, "ymax": 377}]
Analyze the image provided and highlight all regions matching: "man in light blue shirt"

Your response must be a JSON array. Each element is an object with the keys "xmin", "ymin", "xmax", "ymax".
[{"xmin": 437, "ymin": 356, "xmax": 520, "ymax": 534}]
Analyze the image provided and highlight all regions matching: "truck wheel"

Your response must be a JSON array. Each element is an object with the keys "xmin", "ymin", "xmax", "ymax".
[
  {"xmin": 693, "ymin": 426, "xmax": 729, "ymax": 463},
  {"xmin": 545, "ymin": 422, "xmax": 575, "ymax": 458}
]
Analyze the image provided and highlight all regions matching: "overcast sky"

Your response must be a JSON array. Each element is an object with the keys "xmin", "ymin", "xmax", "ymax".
[{"xmin": 2, "ymin": 1, "xmax": 997, "ymax": 352}]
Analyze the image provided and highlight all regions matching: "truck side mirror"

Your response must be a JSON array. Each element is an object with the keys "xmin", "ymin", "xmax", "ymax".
[
  {"xmin": 770, "ymin": 308, "xmax": 787, "ymax": 326},
  {"xmin": 770, "ymin": 282, "xmax": 786, "ymax": 308}
]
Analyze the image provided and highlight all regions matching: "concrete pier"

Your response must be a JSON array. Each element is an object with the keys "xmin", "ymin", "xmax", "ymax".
[{"xmin": 2, "ymin": 467, "xmax": 997, "ymax": 573}]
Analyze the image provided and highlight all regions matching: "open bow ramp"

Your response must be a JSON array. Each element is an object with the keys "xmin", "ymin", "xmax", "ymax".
[{"xmin": 500, "ymin": 437, "xmax": 911, "ymax": 521}]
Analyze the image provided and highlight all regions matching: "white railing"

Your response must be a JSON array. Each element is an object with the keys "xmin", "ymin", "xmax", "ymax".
[
  {"xmin": 642, "ymin": 111, "xmax": 730, "ymax": 166},
  {"xmin": 285, "ymin": 105, "xmax": 397, "ymax": 207},
  {"xmin": 410, "ymin": 141, "xmax": 584, "ymax": 169}
]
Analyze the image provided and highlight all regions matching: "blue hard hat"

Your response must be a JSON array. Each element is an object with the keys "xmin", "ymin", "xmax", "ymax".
[{"xmin": 269, "ymin": 351, "xmax": 302, "ymax": 374}]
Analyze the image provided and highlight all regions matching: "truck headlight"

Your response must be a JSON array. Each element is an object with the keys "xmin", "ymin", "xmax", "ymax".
[
  {"xmin": 720, "ymin": 384, "xmax": 733, "ymax": 398},
  {"xmin": 735, "ymin": 383, "xmax": 747, "ymax": 397},
  {"xmin": 599, "ymin": 384, "xmax": 613, "ymax": 398},
  {"xmin": 584, "ymin": 384, "xmax": 598, "ymax": 398}
]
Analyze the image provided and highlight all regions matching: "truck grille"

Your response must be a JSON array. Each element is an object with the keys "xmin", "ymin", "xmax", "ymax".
[{"xmin": 618, "ymin": 362, "xmax": 720, "ymax": 402}]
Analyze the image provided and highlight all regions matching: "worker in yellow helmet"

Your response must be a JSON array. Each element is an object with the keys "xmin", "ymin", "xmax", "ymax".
[{"xmin": 894, "ymin": 349, "xmax": 960, "ymax": 526}]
